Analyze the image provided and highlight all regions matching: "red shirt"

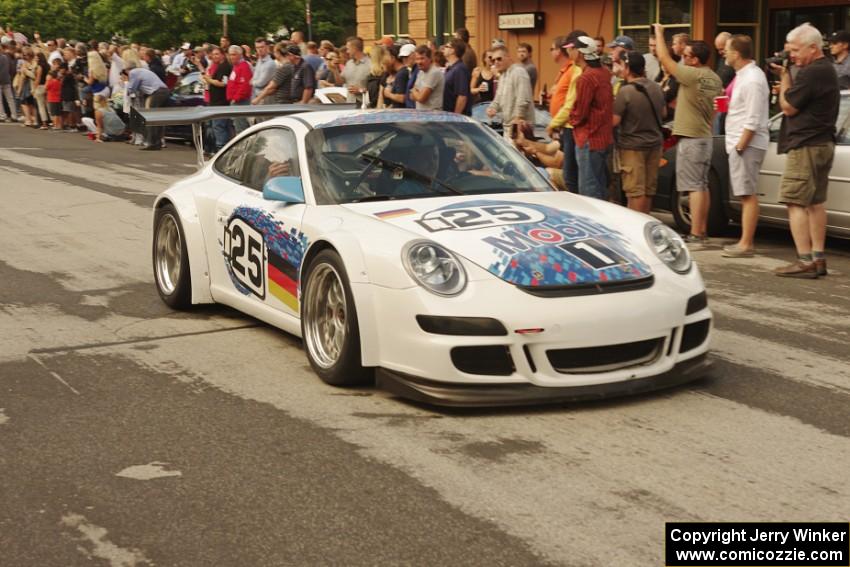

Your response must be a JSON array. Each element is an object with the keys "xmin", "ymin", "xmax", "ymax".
[
  {"xmin": 46, "ymin": 77, "xmax": 62, "ymax": 103},
  {"xmin": 569, "ymin": 64, "xmax": 614, "ymax": 151},
  {"xmin": 226, "ymin": 60, "xmax": 253, "ymax": 102}
]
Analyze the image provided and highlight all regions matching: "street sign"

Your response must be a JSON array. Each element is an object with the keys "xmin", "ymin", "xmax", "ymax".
[{"xmin": 215, "ymin": 3, "xmax": 236, "ymax": 15}]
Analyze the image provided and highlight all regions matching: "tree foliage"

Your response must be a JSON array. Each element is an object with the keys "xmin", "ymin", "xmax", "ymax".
[{"xmin": 1, "ymin": 0, "xmax": 354, "ymax": 47}]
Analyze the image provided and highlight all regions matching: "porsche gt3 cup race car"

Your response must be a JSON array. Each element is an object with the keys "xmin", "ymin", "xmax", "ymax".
[{"xmin": 145, "ymin": 106, "xmax": 712, "ymax": 407}]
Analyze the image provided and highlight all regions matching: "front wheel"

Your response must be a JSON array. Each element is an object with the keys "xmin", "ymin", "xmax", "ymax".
[
  {"xmin": 152, "ymin": 204, "xmax": 192, "ymax": 309},
  {"xmin": 301, "ymin": 249, "xmax": 373, "ymax": 386}
]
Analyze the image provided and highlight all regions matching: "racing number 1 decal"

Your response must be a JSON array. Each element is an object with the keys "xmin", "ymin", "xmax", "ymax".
[
  {"xmin": 224, "ymin": 217, "xmax": 267, "ymax": 299},
  {"xmin": 558, "ymin": 239, "xmax": 629, "ymax": 270}
]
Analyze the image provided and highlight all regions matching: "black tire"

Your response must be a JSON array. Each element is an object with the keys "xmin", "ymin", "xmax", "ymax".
[
  {"xmin": 706, "ymin": 169, "xmax": 730, "ymax": 236},
  {"xmin": 300, "ymin": 249, "xmax": 373, "ymax": 386},
  {"xmin": 152, "ymin": 204, "xmax": 192, "ymax": 309},
  {"xmin": 670, "ymin": 169, "xmax": 730, "ymax": 236}
]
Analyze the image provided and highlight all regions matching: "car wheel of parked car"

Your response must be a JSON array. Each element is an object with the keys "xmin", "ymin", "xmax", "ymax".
[
  {"xmin": 670, "ymin": 169, "xmax": 730, "ymax": 236},
  {"xmin": 301, "ymin": 249, "xmax": 373, "ymax": 386},
  {"xmin": 153, "ymin": 204, "xmax": 192, "ymax": 309}
]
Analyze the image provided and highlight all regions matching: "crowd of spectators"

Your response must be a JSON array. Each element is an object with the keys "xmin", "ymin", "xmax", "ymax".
[{"xmin": 1, "ymin": 23, "xmax": 847, "ymax": 276}]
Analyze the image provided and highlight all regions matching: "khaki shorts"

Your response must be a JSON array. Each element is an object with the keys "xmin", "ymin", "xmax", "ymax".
[
  {"xmin": 728, "ymin": 147, "xmax": 766, "ymax": 197},
  {"xmin": 619, "ymin": 147, "xmax": 662, "ymax": 198},
  {"xmin": 779, "ymin": 143, "xmax": 835, "ymax": 206}
]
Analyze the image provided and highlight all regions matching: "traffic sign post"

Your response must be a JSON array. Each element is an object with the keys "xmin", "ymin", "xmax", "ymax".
[{"xmin": 215, "ymin": 3, "xmax": 235, "ymax": 39}]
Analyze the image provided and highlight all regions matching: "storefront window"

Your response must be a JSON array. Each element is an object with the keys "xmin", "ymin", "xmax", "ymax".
[
  {"xmin": 381, "ymin": 0, "xmax": 409, "ymax": 37},
  {"xmin": 769, "ymin": 6, "xmax": 850, "ymax": 55},
  {"xmin": 618, "ymin": 0, "xmax": 691, "ymax": 51},
  {"xmin": 718, "ymin": 0, "xmax": 760, "ymax": 58},
  {"xmin": 659, "ymin": 0, "xmax": 691, "ymax": 25},
  {"xmin": 620, "ymin": 0, "xmax": 650, "ymax": 27},
  {"xmin": 431, "ymin": 0, "xmax": 465, "ymax": 43}
]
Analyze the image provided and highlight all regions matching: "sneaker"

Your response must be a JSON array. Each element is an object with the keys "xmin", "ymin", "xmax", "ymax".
[
  {"xmin": 139, "ymin": 144, "xmax": 161, "ymax": 151},
  {"xmin": 815, "ymin": 258, "xmax": 827, "ymax": 277},
  {"xmin": 722, "ymin": 244, "xmax": 754, "ymax": 258},
  {"xmin": 684, "ymin": 234, "xmax": 710, "ymax": 250},
  {"xmin": 774, "ymin": 260, "xmax": 818, "ymax": 279}
]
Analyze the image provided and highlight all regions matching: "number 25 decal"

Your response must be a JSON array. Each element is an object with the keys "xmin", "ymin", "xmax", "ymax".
[
  {"xmin": 558, "ymin": 239, "xmax": 629, "ymax": 270},
  {"xmin": 417, "ymin": 204, "xmax": 545, "ymax": 232},
  {"xmin": 224, "ymin": 217, "xmax": 267, "ymax": 299}
]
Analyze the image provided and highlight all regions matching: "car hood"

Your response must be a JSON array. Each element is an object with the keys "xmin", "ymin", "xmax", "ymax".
[{"xmin": 341, "ymin": 193, "xmax": 654, "ymax": 289}]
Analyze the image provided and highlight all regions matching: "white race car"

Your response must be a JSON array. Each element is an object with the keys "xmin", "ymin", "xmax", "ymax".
[{"xmin": 147, "ymin": 107, "xmax": 712, "ymax": 406}]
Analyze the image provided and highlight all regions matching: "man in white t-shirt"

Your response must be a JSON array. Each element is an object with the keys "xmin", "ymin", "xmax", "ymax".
[{"xmin": 410, "ymin": 45, "xmax": 444, "ymax": 111}]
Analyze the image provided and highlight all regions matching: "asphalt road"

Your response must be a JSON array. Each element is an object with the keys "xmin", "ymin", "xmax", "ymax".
[{"xmin": 1, "ymin": 124, "xmax": 849, "ymax": 566}]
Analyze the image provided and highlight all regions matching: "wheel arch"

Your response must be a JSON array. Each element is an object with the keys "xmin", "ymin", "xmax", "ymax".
[
  {"xmin": 153, "ymin": 194, "xmax": 213, "ymax": 305},
  {"xmin": 301, "ymin": 235, "xmax": 380, "ymax": 367}
]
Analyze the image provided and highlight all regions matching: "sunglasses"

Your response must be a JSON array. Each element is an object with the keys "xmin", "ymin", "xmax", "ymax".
[{"xmin": 491, "ymin": 57, "xmax": 503, "ymax": 62}]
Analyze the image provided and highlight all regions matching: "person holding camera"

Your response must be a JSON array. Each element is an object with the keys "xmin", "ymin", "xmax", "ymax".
[
  {"xmin": 654, "ymin": 23, "xmax": 723, "ymax": 249},
  {"xmin": 772, "ymin": 23, "xmax": 840, "ymax": 278}
]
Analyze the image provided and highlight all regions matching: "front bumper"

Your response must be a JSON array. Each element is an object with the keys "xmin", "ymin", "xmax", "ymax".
[{"xmin": 376, "ymin": 353, "xmax": 711, "ymax": 408}]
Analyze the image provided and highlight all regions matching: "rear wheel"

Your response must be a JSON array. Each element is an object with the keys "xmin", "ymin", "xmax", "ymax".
[
  {"xmin": 301, "ymin": 249, "xmax": 373, "ymax": 386},
  {"xmin": 153, "ymin": 204, "xmax": 192, "ymax": 309}
]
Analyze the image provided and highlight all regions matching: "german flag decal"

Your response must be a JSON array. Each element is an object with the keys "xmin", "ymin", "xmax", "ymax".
[{"xmin": 268, "ymin": 250, "xmax": 299, "ymax": 311}]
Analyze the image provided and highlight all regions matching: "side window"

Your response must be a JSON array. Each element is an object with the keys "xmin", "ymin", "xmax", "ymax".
[
  {"xmin": 241, "ymin": 128, "xmax": 301, "ymax": 191},
  {"xmin": 836, "ymin": 96, "xmax": 850, "ymax": 146},
  {"xmin": 214, "ymin": 136, "xmax": 256, "ymax": 181}
]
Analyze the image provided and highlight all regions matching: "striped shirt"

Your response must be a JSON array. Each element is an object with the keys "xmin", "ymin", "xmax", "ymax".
[{"xmin": 569, "ymin": 64, "xmax": 614, "ymax": 151}]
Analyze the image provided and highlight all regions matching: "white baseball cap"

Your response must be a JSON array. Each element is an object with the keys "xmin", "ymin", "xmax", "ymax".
[{"xmin": 399, "ymin": 43, "xmax": 416, "ymax": 58}]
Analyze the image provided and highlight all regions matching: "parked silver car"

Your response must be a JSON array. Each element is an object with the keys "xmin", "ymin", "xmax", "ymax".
[{"xmin": 657, "ymin": 91, "xmax": 850, "ymax": 238}]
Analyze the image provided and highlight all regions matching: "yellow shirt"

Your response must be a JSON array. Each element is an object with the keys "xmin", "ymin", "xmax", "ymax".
[{"xmin": 549, "ymin": 65, "xmax": 583, "ymax": 129}]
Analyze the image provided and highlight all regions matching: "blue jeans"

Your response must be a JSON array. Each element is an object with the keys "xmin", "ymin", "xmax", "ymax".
[
  {"xmin": 560, "ymin": 128, "xmax": 578, "ymax": 193},
  {"xmin": 230, "ymin": 99, "xmax": 250, "ymax": 133},
  {"xmin": 212, "ymin": 118, "xmax": 233, "ymax": 151},
  {"xmin": 576, "ymin": 142, "xmax": 611, "ymax": 200}
]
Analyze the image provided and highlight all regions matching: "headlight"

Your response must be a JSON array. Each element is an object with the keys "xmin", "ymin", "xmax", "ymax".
[
  {"xmin": 644, "ymin": 222, "xmax": 691, "ymax": 274},
  {"xmin": 402, "ymin": 241, "xmax": 467, "ymax": 296}
]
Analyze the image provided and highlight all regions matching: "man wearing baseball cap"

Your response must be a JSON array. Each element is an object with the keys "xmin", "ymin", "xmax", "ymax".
[
  {"xmin": 568, "ymin": 36, "xmax": 614, "ymax": 200},
  {"xmin": 546, "ymin": 29, "xmax": 587, "ymax": 193},
  {"xmin": 285, "ymin": 44, "xmax": 316, "ymax": 104},
  {"xmin": 827, "ymin": 30, "xmax": 850, "ymax": 89},
  {"xmin": 383, "ymin": 44, "xmax": 413, "ymax": 108}
]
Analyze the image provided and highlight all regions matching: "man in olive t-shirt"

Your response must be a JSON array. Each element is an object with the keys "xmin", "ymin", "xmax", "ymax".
[{"xmin": 654, "ymin": 24, "xmax": 723, "ymax": 247}]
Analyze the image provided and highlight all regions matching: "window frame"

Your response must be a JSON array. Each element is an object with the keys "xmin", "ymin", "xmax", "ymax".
[
  {"xmin": 213, "ymin": 127, "xmax": 301, "ymax": 191},
  {"xmin": 717, "ymin": 0, "xmax": 762, "ymax": 61},
  {"xmin": 617, "ymin": 0, "xmax": 692, "ymax": 51},
  {"xmin": 380, "ymin": 0, "xmax": 410, "ymax": 38},
  {"xmin": 430, "ymin": 0, "xmax": 465, "ymax": 44}
]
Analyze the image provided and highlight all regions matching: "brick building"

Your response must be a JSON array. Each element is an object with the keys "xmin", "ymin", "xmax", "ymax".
[{"xmin": 356, "ymin": 0, "xmax": 849, "ymax": 95}]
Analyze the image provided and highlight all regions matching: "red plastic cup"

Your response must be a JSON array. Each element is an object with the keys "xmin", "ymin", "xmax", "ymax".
[{"xmin": 714, "ymin": 95, "xmax": 729, "ymax": 113}]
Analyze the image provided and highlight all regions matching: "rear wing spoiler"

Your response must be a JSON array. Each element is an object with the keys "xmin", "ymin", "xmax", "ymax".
[{"xmin": 130, "ymin": 103, "xmax": 357, "ymax": 167}]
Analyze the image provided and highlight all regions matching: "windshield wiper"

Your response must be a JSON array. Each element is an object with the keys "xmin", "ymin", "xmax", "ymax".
[
  {"xmin": 350, "ymin": 194, "xmax": 396, "ymax": 203},
  {"xmin": 360, "ymin": 153, "xmax": 465, "ymax": 196}
]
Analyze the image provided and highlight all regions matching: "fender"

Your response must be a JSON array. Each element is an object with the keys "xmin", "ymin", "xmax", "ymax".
[
  {"xmin": 154, "ymin": 189, "xmax": 214, "ymax": 305},
  {"xmin": 301, "ymin": 231, "xmax": 381, "ymax": 367}
]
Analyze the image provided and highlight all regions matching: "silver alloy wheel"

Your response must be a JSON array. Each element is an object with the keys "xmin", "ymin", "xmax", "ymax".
[
  {"xmin": 154, "ymin": 214, "xmax": 182, "ymax": 295},
  {"xmin": 677, "ymin": 192, "xmax": 692, "ymax": 228},
  {"xmin": 303, "ymin": 263, "xmax": 348, "ymax": 369}
]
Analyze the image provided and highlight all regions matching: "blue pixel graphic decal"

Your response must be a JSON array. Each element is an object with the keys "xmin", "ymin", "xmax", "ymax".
[
  {"xmin": 221, "ymin": 207, "xmax": 308, "ymax": 307},
  {"xmin": 416, "ymin": 200, "xmax": 653, "ymax": 287}
]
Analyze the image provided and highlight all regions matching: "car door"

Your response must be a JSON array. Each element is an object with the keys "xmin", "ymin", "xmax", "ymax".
[
  {"xmin": 828, "ymin": 94, "xmax": 850, "ymax": 235},
  {"xmin": 757, "ymin": 113, "xmax": 786, "ymax": 222},
  {"xmin": 209, "ymin": 127, "xmax": 307, "ymax": 319}
]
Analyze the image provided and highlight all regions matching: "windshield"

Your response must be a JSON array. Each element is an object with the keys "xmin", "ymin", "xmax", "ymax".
[{"xmin": 305, "ymin": 121, "xmax": 552, "ymax": 205}]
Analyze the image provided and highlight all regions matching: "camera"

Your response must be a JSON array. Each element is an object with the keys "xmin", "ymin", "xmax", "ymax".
[{"xmin": 765, "ymin": 50, "xmax": 791, "ymax": 68}]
